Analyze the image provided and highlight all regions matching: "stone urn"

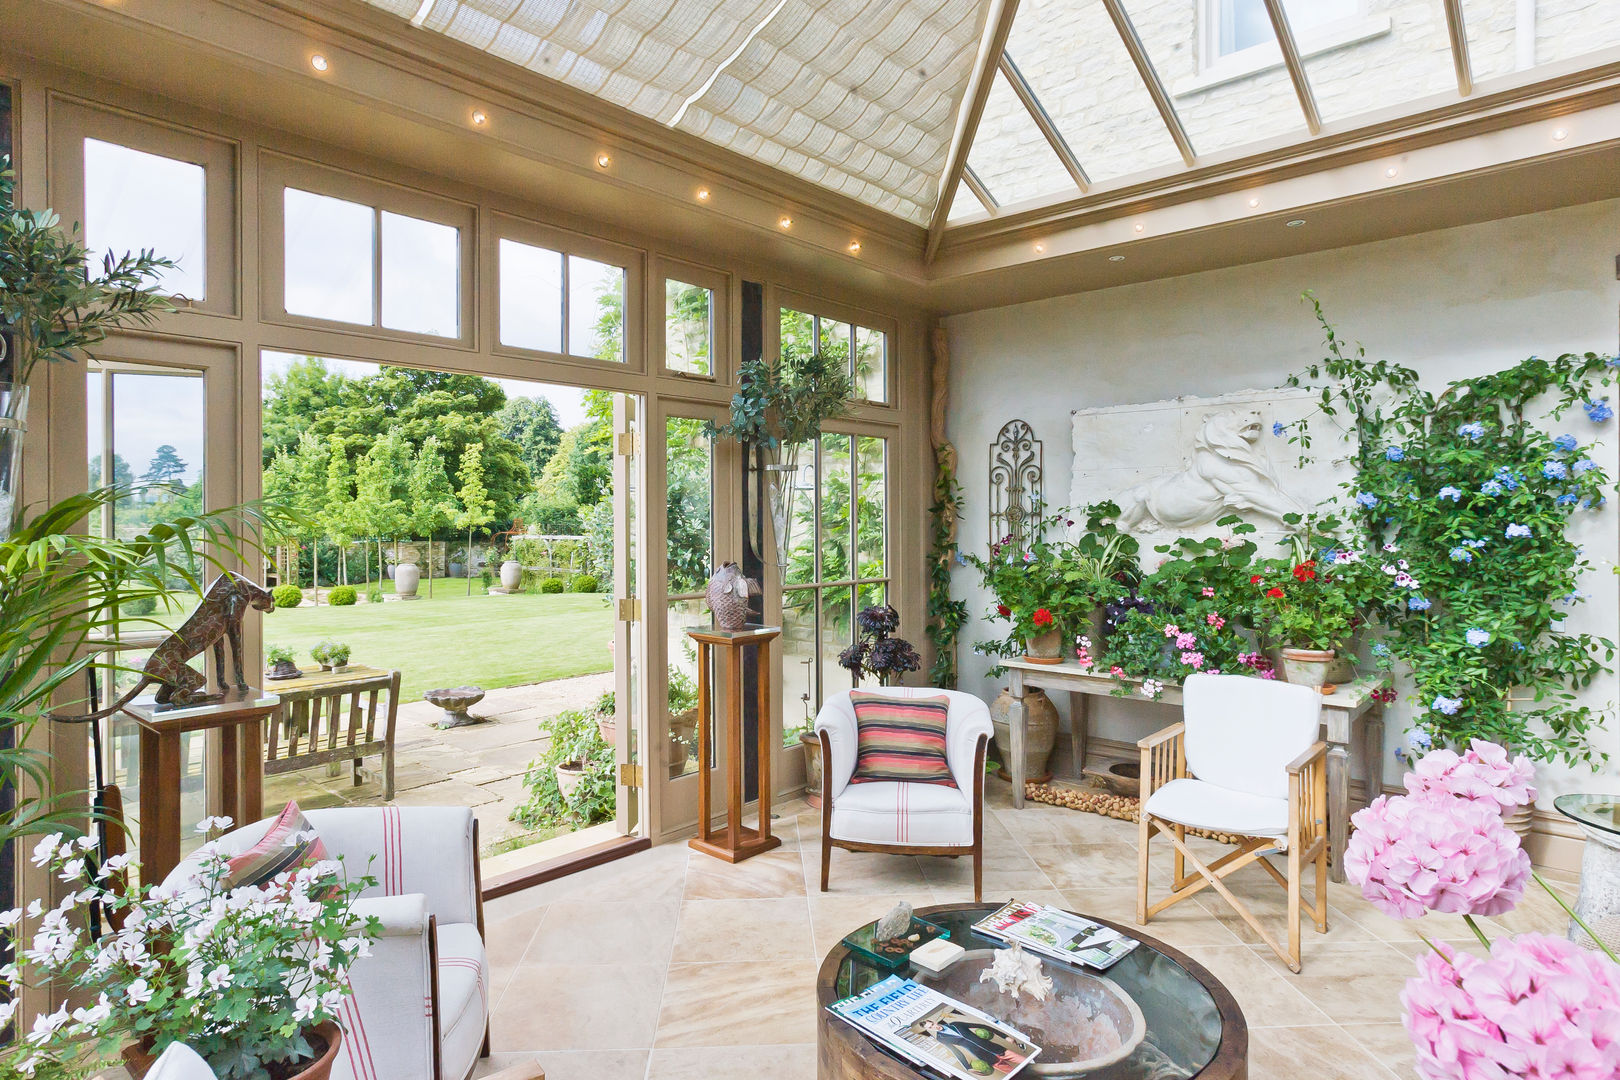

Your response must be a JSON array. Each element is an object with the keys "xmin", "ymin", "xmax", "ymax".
[
  {"xmin": 425, "ymin": 685, "xmax": 485, "ymax": 728},
  {"xmin": 705, "ymin": 562, "xmax": 758, "ymax": 631},
  {"xmin": 1280, "ymin": 648, "xmax": 1336, "ymax": 688},
  {"xmin": 1024, "ymin": 627, "xmax": 1065, "ymax": 664},
  {"xmin": 449, "ymin": 561, "xmax": 466, "ymax": 578},
  {"xmin": 394, "ymin": 560, "xmax": 421, "ymax": 599},
  {"xmin": 500, "ymin": 559, "xmax": 523, "ymax": 592},
  {"xmin": 800, "ymin": 728, "xmax": 824, "ymax": 808},
  {"xmin": 989, "ymin": 687, "xmax": 1059, "ymax": 784}
]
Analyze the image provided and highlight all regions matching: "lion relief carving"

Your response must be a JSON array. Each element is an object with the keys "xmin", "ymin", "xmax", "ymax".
[{"xmin": 1114, "ymin": 409, "xmax": 1306, "ymax": 532}]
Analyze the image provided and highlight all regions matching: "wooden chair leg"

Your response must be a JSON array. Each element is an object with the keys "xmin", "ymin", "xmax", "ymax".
[
  {"xmin": 1287, "ymin": 842, "xmax": 1303, "ymax": 974},
  {"xmin": 1173, "ymin": 823, "xmax": 1186, "ymax": 888},
  {"xmin": 972, "ymin": 844, "xmax": 982, "ymax": 904},
  {"xmin": 820, "ymin": 832, "xmax": 832, "ymax": 893},
  {"xmin": 1314, "ymin": 841, "xmax": 1329, "ymax": 933},
  {"xmin": 1136, "ymin": 811, "xmax": 1152, "ymax": 925}
]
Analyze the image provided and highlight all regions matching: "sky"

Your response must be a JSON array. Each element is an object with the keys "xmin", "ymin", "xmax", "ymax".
[{"xmin": 87, "ymin": 370, "xmax": 207, "ymax": 486}]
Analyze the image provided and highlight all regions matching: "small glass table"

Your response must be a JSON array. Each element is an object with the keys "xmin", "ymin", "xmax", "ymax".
[
  {"xmin": 815, "ymin": 902, "xmax": 1245, "ymax": 1079},
  {"xmin": 1554, "ymin": 794, "xmax": 1620, "ymax": 954}
]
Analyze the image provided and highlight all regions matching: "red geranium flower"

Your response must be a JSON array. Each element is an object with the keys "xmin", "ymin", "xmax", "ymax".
[
  {"xmin": 1250, "ymin": 574, "xmax": 1264, "ymax": 585},
  {"xmin": 996, "ymin": 604, "xmax": 1011, "ymax": 618},
  {"xmin": 1265, "ymin": 587, "xmax": 1285, "ymax": 599},
  {"xmin": 1292, "ymin": 560, "xmax": 1317, "ymax": 582},
  {"xmin": 1032, "ymin": 608, "xmax": 1054, "ymax": 628}
]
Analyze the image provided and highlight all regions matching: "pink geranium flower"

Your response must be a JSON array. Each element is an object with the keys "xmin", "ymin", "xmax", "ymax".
[
  {"xmin": 1405, "ymin": 740, "xmax": 1538, "ymax": 811},
  {"xmin": 1345, "ymin": 793, "xmax": 1530, "ymax": 920},
  {"xmin": 1404, "ymin": 935, "xmax": 1620, "ymax": 1080}
]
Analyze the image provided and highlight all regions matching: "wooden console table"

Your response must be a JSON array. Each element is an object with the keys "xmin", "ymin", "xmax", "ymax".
[
  {"xmin": 1000, "ymin": 658, "xmax": 1387, "ymax": 882},
  {"xmin": 687, "ymin": 626, "xmax": 783, "ymax": 863}
]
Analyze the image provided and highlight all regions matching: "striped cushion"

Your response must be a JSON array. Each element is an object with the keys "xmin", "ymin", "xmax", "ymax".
[
  {"xmin": 224, "ymin": 801, "xmax": 329, "ymax": 889},
  {"xmin": 849, "ymin": 692, "xmax": 956, "ymax": 787}
]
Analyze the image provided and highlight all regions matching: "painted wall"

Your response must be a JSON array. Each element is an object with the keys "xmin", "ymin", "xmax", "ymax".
[{"xmin": 943, "ymin": 197, "xmax": 1620, "ymax": 820}]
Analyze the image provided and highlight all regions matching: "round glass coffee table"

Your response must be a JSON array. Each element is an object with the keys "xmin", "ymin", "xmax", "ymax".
[
  {"xmin": 1554, "ymin": 794, "xmax": 1620, "ymax": 954},
  {"xmin": 816, "ymin": 902, "xmax": 1245, "ymax": 1079}
]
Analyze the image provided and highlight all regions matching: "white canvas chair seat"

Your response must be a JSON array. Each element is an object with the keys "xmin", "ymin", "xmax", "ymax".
[
  {"xmin": 815, "ymin": 687, "xmax": 992, "ymax": 901},
  {"xmin": 1137, "ymin": 674, "xmax": 1329, "ymax": 973},
  {"xmin": 829, "ymin": 779, "xmax": 975, "ymax": 847},
  {"xmin": 1143, "ymin": 778, "xmax": 1289, "ymax": 844}
]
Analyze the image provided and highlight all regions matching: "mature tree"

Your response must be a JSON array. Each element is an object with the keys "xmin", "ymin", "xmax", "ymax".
[
  {"xmin": 322, "ymin": 433, "xmax": 361, "ymax": 586},
  {"xmin": 497, "ymin": 396, "xmax": 563, "ymax": 480},
  {"xmin": 354, "ymin": 429, "xmax": 412, "ymax": 584},
  {"xmin": 88, "ymin": 452, "xmax": 133, "ymax": 489},
  {"xmin": 454, "ymin": 442, "xmax": 495, "ymax": 596},
  {"xmin": 409, "ymin": 435, "xmax": 457, "ymax": 596},
  {"xmin": 261, "ymin": 356, "xmax": 351, "ymax": 465},
  {"xmin": 141, "ymin": 444, "xmax": 188, "ymax": 490},
  {"xmin": 263, "ymin": 431, "xmax": 328, "ymax": 585}
]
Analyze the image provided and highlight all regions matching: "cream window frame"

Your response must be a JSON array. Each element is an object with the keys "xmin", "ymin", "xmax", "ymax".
[
  {"xmin": 769, "ymin": 287, "xmax": 898, "ymax": 411},
  {"xmin": 257, "ymin": 151, "xmax": 476, "ymax": 350},
  {"xmin": 46, "ymin": 94, "xmax": 240, "ymax": 318}
]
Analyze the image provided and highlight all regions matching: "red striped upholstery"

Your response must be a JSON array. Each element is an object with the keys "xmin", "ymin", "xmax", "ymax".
[{"xmin": 849, "ymin": 691, "xmax": 956, "ymax": 787}]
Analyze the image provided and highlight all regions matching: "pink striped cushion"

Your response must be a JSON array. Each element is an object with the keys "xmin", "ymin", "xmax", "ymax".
[
  {"xmin": 849, "ymin": 692, "xmax": 956, "ymax": 787},
  {"xmin": 224, "ymin": 801, "xmax": 328, "ymax": 889}
]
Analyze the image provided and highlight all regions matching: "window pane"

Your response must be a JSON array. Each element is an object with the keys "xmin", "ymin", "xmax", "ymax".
[
  {"xmin": 85, "ymin": 139, "xmax": 206, "ymax": 301},
  {"xmin": 821, "ymin": 584, "xmax": 856, "ymax": 701},
  {"xmin": 857, "ymin": 581, "xmax": 887, "ymax": 613},
  {"xmin": 664, "ymin": 280, "xmax": 713, "ymax": 375},
  {"xmin": 856, "ymin": 436, "xmax": 886, "ymax": 579},
  {"xmin": 781, "ymin": 308, "xmax": 814, "ymax": 356},
  {"xmin": 819, "ymin": 434, "xmax": 853, "ymax": 583},
  {"xmin": 781, "ymin": 588, "xmax": 818, "ymax": 747},
  {"xmin": 783, "ymin": 443, "xmax": 817, "ymax": 587},
  {"xmin": 855, "ymin": 327, "xmax": 887, "ymax": 403},
  {"xmin": 818, "ymin": 319, "xmax": 853, "ymax": 380},
  {"xmin": 381, "ymin": 211, "xmax": 459, "ymax": 338},
  {"xmin": 499, "ymin": 238, "xmax": 563, "ymax": 353},
  {"xmin": 568, "ymin": 255, "xmax": 625, "ymax": 363},
  {"xmin": 284, "ymin": 188, "xmax": 373, "ymax": 325},
  {"xmin": 666, "ymin": 417, "xmax": 712, "ymax": 595},
  {"xmin": 965, "ymin": 69, "xmax": 1080, "ymax": 208}
]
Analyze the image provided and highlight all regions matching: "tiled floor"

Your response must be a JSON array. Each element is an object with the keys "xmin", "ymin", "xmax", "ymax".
[{"xmin": 475, "ymin": 779, "xmax": 1576, "ymax": 1080}]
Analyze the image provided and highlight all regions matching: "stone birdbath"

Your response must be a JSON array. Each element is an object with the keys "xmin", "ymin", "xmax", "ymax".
[{"xmin": 425, "ymin": 686, "xmax": 486, "ymax": 729}]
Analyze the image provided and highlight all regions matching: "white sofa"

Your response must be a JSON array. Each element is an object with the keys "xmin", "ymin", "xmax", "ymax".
[
  {"xmin": 165, "ymin": 806, "xmax": 489, "ymax": 1080},
  {"xmin": 814, "ymin": 687, "xmax": 993, "ymax": 901}
]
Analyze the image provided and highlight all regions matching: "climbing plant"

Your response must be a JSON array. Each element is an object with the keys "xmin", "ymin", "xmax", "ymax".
[
  {"xmin": 1283, "ymin": 295, "xmax": 1617, "ymax": 766},
  {"xmin": 927, "ymin": 459, "xmax": 967, "ymax": 688}
]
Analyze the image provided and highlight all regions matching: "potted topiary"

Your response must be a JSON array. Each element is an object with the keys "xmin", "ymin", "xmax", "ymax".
[
  {"xmin": 265, "ymin": 644, "xmax": 301, "ymax": 681},
  {"xmin": 310, "ymin": 640, "xmax": 352, "ymax": 673}
]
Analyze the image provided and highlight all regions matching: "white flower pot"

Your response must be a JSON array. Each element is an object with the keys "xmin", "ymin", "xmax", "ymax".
[{"xmin": 500, "ymin": 559, "xmax": 523, "ymax": 591}]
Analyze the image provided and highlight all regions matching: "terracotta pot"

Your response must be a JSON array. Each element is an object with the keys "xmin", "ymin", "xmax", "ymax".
[
  {"xmin": 123, "ymin": 1022, "xmax": 341, "ymax": 1080},
  {"xmin": 555, "ymin": 760, "xmax": 587, "ymax": 798},
  {"xmin": 597, "ymin": 714, "xmax": 617, "ymax": 746},
  {"xmin": 1502, "ymin": 802, "xmax": 1534, "ymax": 841},
  {"xmin": 1023, "ymin": 627, "xmax": 1065, "ymax": 664},
  {"xmin": 800, "ymin": 728, "xmax": 823, "ymax": 809},
  {"xmin": 1280, "ymin": 647, "xmax": 1336, "ymax": 688},
  {"xmin": 988, "ymin": 687, "xmax": 1058, "ymax": 783}
]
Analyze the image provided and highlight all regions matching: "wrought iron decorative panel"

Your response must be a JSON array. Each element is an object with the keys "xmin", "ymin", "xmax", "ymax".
[{"xmin": 989, "ymin": 419, "xmax": 1041, "ymax": 551}]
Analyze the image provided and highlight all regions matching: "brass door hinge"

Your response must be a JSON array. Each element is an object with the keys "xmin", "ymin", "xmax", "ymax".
[
  {"xmin": 617, "ymin": 597, "xmax": 641, "ymax": 622},
  {"xmin": 615, "ymin": 431, "xmax": 642, "ymax": 457},
  {"xmin": 618, "ymin": 762, "xmax": 644, "ymax": 787}
]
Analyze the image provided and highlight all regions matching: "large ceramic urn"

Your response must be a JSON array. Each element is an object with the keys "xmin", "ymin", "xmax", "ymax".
[{"xmin": 989, "ymin": 687, "xmax": 1059, "ymax": 784}]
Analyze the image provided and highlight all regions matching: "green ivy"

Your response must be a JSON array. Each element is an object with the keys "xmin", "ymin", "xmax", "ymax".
[{"xmin": 927, "ymin": 460, "xmax": 968, "ymax": 688}]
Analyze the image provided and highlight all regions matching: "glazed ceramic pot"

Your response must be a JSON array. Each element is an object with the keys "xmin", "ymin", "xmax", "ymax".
[
  {"xmin": 1280, "ymin": 648, "xmax": 1336, "ymax": 688},
  {"xmin": 1024, "ymin": 628, "xmax": 1064, "ymax": 664},
  {"xmin": 555, "ymin": 760, "xmax": 587, "ymax": 798},
  {"xmin": 989, "ymin": 687, "xmax": 1058, "ymax": 783}
]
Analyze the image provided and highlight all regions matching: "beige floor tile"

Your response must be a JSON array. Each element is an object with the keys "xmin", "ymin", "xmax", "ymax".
[
  {"xmin": 1340, "ymin": 1023, "xmax": 1421, "ymax": 1080},
  {"xmin": 672, "ymin": 897, "xmax": 815, "ymax": 963},
  {"xmin": 487, "ymin": 1050, "xmax": 650, "ymax": 1080},
  {"xmin": 525, "ymin": 900, "xmax": 681, "ymax": 966},
  {"xmin": 806, "ymin": 846, "xmax": 932, "ymax": 896},
  {"xmin": 684, "ymin": 848, "xmax": 807, "ymax": 899},
  {"xmin": 807, "ymin": 893, "xmax": 918, "ymax": 958},
  {"xmin": 1256, "ymin": 941, "xmax": 1416, "ymax": 1026},
  {"xmin": 655, "ymin": 960, "xmax": 819, "ymax": 1047},
  {"xmin": 485, "ymin": 907, "xmax": 545, "ymax": 1007},
  {"xmin": 516, "ymin": 845, "xmax": 690, "ymax": 906},
  {"xmin": 646, "ymin": 1043, "xmax": 815, "ymax": 1080},
  {"xmin": 1248, "ymin": 1025, "xmax": 1400, "ymax": 1080},
  {"xmin": 1063, "ymin": 887, "xmax": 1246, "ymax": 949},
  {"xmin": 1023, "ymin": 842, "xmax": 1141, "ymax": 889},
  {"xmin": 929, "ymin": 882, "xmax": 1070, "ymax": 907},
  {"xmin": 991, "ymin": 804, "xmax": 1139, "ymax": 848},
  {"xmin": 491, "ymin": 963, "xmax": 665, "ymax": 1052},
  {"xmin": 1177, "ymin": 945, "xmax": 1334, "ymax": 1028}
]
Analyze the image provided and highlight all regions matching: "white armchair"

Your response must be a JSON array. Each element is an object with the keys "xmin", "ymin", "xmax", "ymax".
[
  {"xmin": 815, "ymin": 688, "xmax": 993, "ymax": 901},
  {"xmin": 1136, "ymin": 673, "xmax": 1329, "ymax": 973},
  {"xmin": 166, "ymin": 806, "xmax": 489, "ymax": 1080}
]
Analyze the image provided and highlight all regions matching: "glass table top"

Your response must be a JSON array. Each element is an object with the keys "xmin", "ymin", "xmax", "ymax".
[
  {"xmin": 1555, "ymin": 794, "xmax": 1620, "ymax": 836},
  {"xmin": 827, "ymin": 904, "xmax": 1226, "ymax": 1079}
]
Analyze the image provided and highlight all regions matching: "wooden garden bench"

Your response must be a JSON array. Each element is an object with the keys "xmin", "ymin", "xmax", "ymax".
[{"xmin": 264, "ymin": 666, "xmax": 400, "ymax": 800}]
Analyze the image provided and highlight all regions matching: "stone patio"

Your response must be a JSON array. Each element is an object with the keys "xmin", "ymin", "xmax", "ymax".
[{"xmin": 262, "ymin": 672, "xmax": 615, "ymax": 857}]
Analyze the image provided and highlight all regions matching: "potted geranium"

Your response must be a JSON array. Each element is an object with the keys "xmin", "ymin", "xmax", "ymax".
[
  {"xmin": 1251, "ymin": 552, "xmax": 1356, "ymax": 687},
  {"xmin": 1, "ymin": 829, "xmax": 378, "ymax": 1080}
]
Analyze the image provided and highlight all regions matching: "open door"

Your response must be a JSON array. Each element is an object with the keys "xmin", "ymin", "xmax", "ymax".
[{"xmin": 612, "ymin": 392, "xmax": 646, "ymax": 837}]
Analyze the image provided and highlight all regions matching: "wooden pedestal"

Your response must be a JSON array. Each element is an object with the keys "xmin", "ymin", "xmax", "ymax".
[{"xmin": 687, "ymin": 626, "xmax": 782, "ymax": 864}]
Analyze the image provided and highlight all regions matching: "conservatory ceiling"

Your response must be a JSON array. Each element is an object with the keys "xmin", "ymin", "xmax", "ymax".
[{"xmin": 364, "ymin": 0, "xmax": 1620, "ymax": 234}]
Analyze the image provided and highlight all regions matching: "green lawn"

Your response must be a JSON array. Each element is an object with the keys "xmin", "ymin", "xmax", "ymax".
[{"xmin": 260, "ymin": 581, "xmax": 613, "ymax": 702}]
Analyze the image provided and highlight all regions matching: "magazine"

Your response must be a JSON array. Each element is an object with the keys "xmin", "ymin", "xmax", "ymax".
[
  {"xmin": 827, "ymin": 975, "xmax": 1042, "ymax": 1080},
  {"xmin": 973, "ymin": 899, "xmax": 1140, "ymax": 971}
]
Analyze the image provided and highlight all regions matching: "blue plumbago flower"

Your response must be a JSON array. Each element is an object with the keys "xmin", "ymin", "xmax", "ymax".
[
  {"xmin": 1408, "ymin": 729, "xmax": 1434, "ymax": 752},
  {"xmin": 1272, "ymin": 421, "xmax": 1287, "ymax": 437},
  {"xmin": 1384, "ymin": 445, "xmax": 1405, "ymax": 462},
  {"xmin": 1319, "ymin": 548, "xmax": 1340, "ymax": 563},
  {"xmin": 1510, "ymin": 640, "xmax": 1525, "ymax": 652},
  {"xmin": 1505, "ymin": 522, "xmax": 1532, "ymax": 538},
  {"xmin": 1449, "ymin": 546, "xmax": 1473, "ymax": 563},
  {"xmin": 1607, "ymin": 356, "xmax": 1620, "ymax": 368},
  {"xmin": 1431, "ymin": 695, "xmax": 1462, "ymax": 716},
  {"xmin": 1408, "ymin": 596, "xmax": 1432, "ymax": 611},
  {"xmin": 1543, "ymin": 459, "xmax": 1569, "ymax": 480},
  {"xmin": 1585, "ymin": 398, "xmax": 1614, "ymax": 423},
  {"xmin": 1465, "ymin": 628, "xmax": 1491, "ymax": 647},
  {"xmin": 1457, "ymin": 422, "xmax": 1485, "ymax": 440},
  {"xmin": 1370, "ymin": 642, "xmax": 1390, "ymax": 658},
  {"xmin": 1574, "ymin": 458, "xmax": 1598, "ymax": 475},
  {"xmin": 1354, "ymin": 491, "xmax": 1379, "ymax": 509},
  {"xmin": 1556, "ymin": 492, "xmax": 1579, "ymax": 506},
  {"xmin": 1462, "ymin": 539, "xmax": 1486, "ymax": 549},
  {"xmin": 1438, "ymin": 486, "xmax": 1463, "ymax": 502},
  {"xmin": 1553, "ymin": 434, "xmax": 1578, "ymax": 452},
  {"xmin": 1479, "ymin": 480, "xmax": 1505, "ymax": 496},
  {"xmin": 1494, "ymin": 467, "xmax": 1520, "ymax": 490}
]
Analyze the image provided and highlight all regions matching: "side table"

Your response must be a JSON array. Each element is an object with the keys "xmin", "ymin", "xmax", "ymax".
[
  {"xmin": 1553, "ymin": 794, "xmax": 1620, "ymax": 955},
  {"xmin": 123, "ymin": 686, "xmax": 280, "ymax": 883},
  {"xmin": 686, "ymin": 626, "xmax": 782, "ymax": 863}
]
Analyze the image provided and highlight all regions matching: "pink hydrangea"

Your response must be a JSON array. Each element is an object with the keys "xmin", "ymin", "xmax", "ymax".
[
  {"xmin": 1345, "ymin": 793, "xmax": 1529, "ymax": 919},
  {"xmin": 1405, "ymin": 740, "xmax": 1538, "ymax": 811},
  {"xmin": 1404, "ymin": 935, "xmax": 1620, "ymax": 1080}
]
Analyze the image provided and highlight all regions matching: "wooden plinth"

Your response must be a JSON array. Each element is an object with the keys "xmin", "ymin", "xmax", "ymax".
[{"xmin": 687, "ymin": 625, "xmax": 782, "ymax": 863}]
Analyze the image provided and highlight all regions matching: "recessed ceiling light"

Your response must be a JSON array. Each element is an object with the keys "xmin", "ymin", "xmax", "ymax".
[
  {"xmin": 596, "ymin": 153, "xmax": 612, "ymax": 168},
  {"xmin": 1384, "ymin": 165, "xmax": 1398, "ymax": 178},
  {"xmin": 696, "ymin": 187, "xmax": 710, "ymax": 201},
  {"xmin": 310, "ymin": 53, "xmax": 329, "ymax": 72},
  {"xmin": 1133, "ymin": 222, "xmax": 1145, "ymax": 233},
  {"xmin": 1108, "ymin": 254, "xmax": 1125, "ymax": 262},
  {"xmin": 1552, "ymin": 127, "xmax": 1570, "ymax": 141},
  {"xmin": 847, "ymin": 240, "xmax": 861, "ymax": 254},
  {"xmin": 1286, "ymin": 219, "xmax": 1307, "ymax": 227},
  {"xmin": 471, "ymin": 110, "xmax": 488, "ymax": 127},
  {"xmin": 778, "ymin": 215, "xmax": 793, "ymax": 229},
  {"xmin": 1033, "ymin": 243, "xmax": 1046, "ymax": 254},
  {"xmin": 1247, "ymin": 196, "xmax": 1260, "ymax": 208}
]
